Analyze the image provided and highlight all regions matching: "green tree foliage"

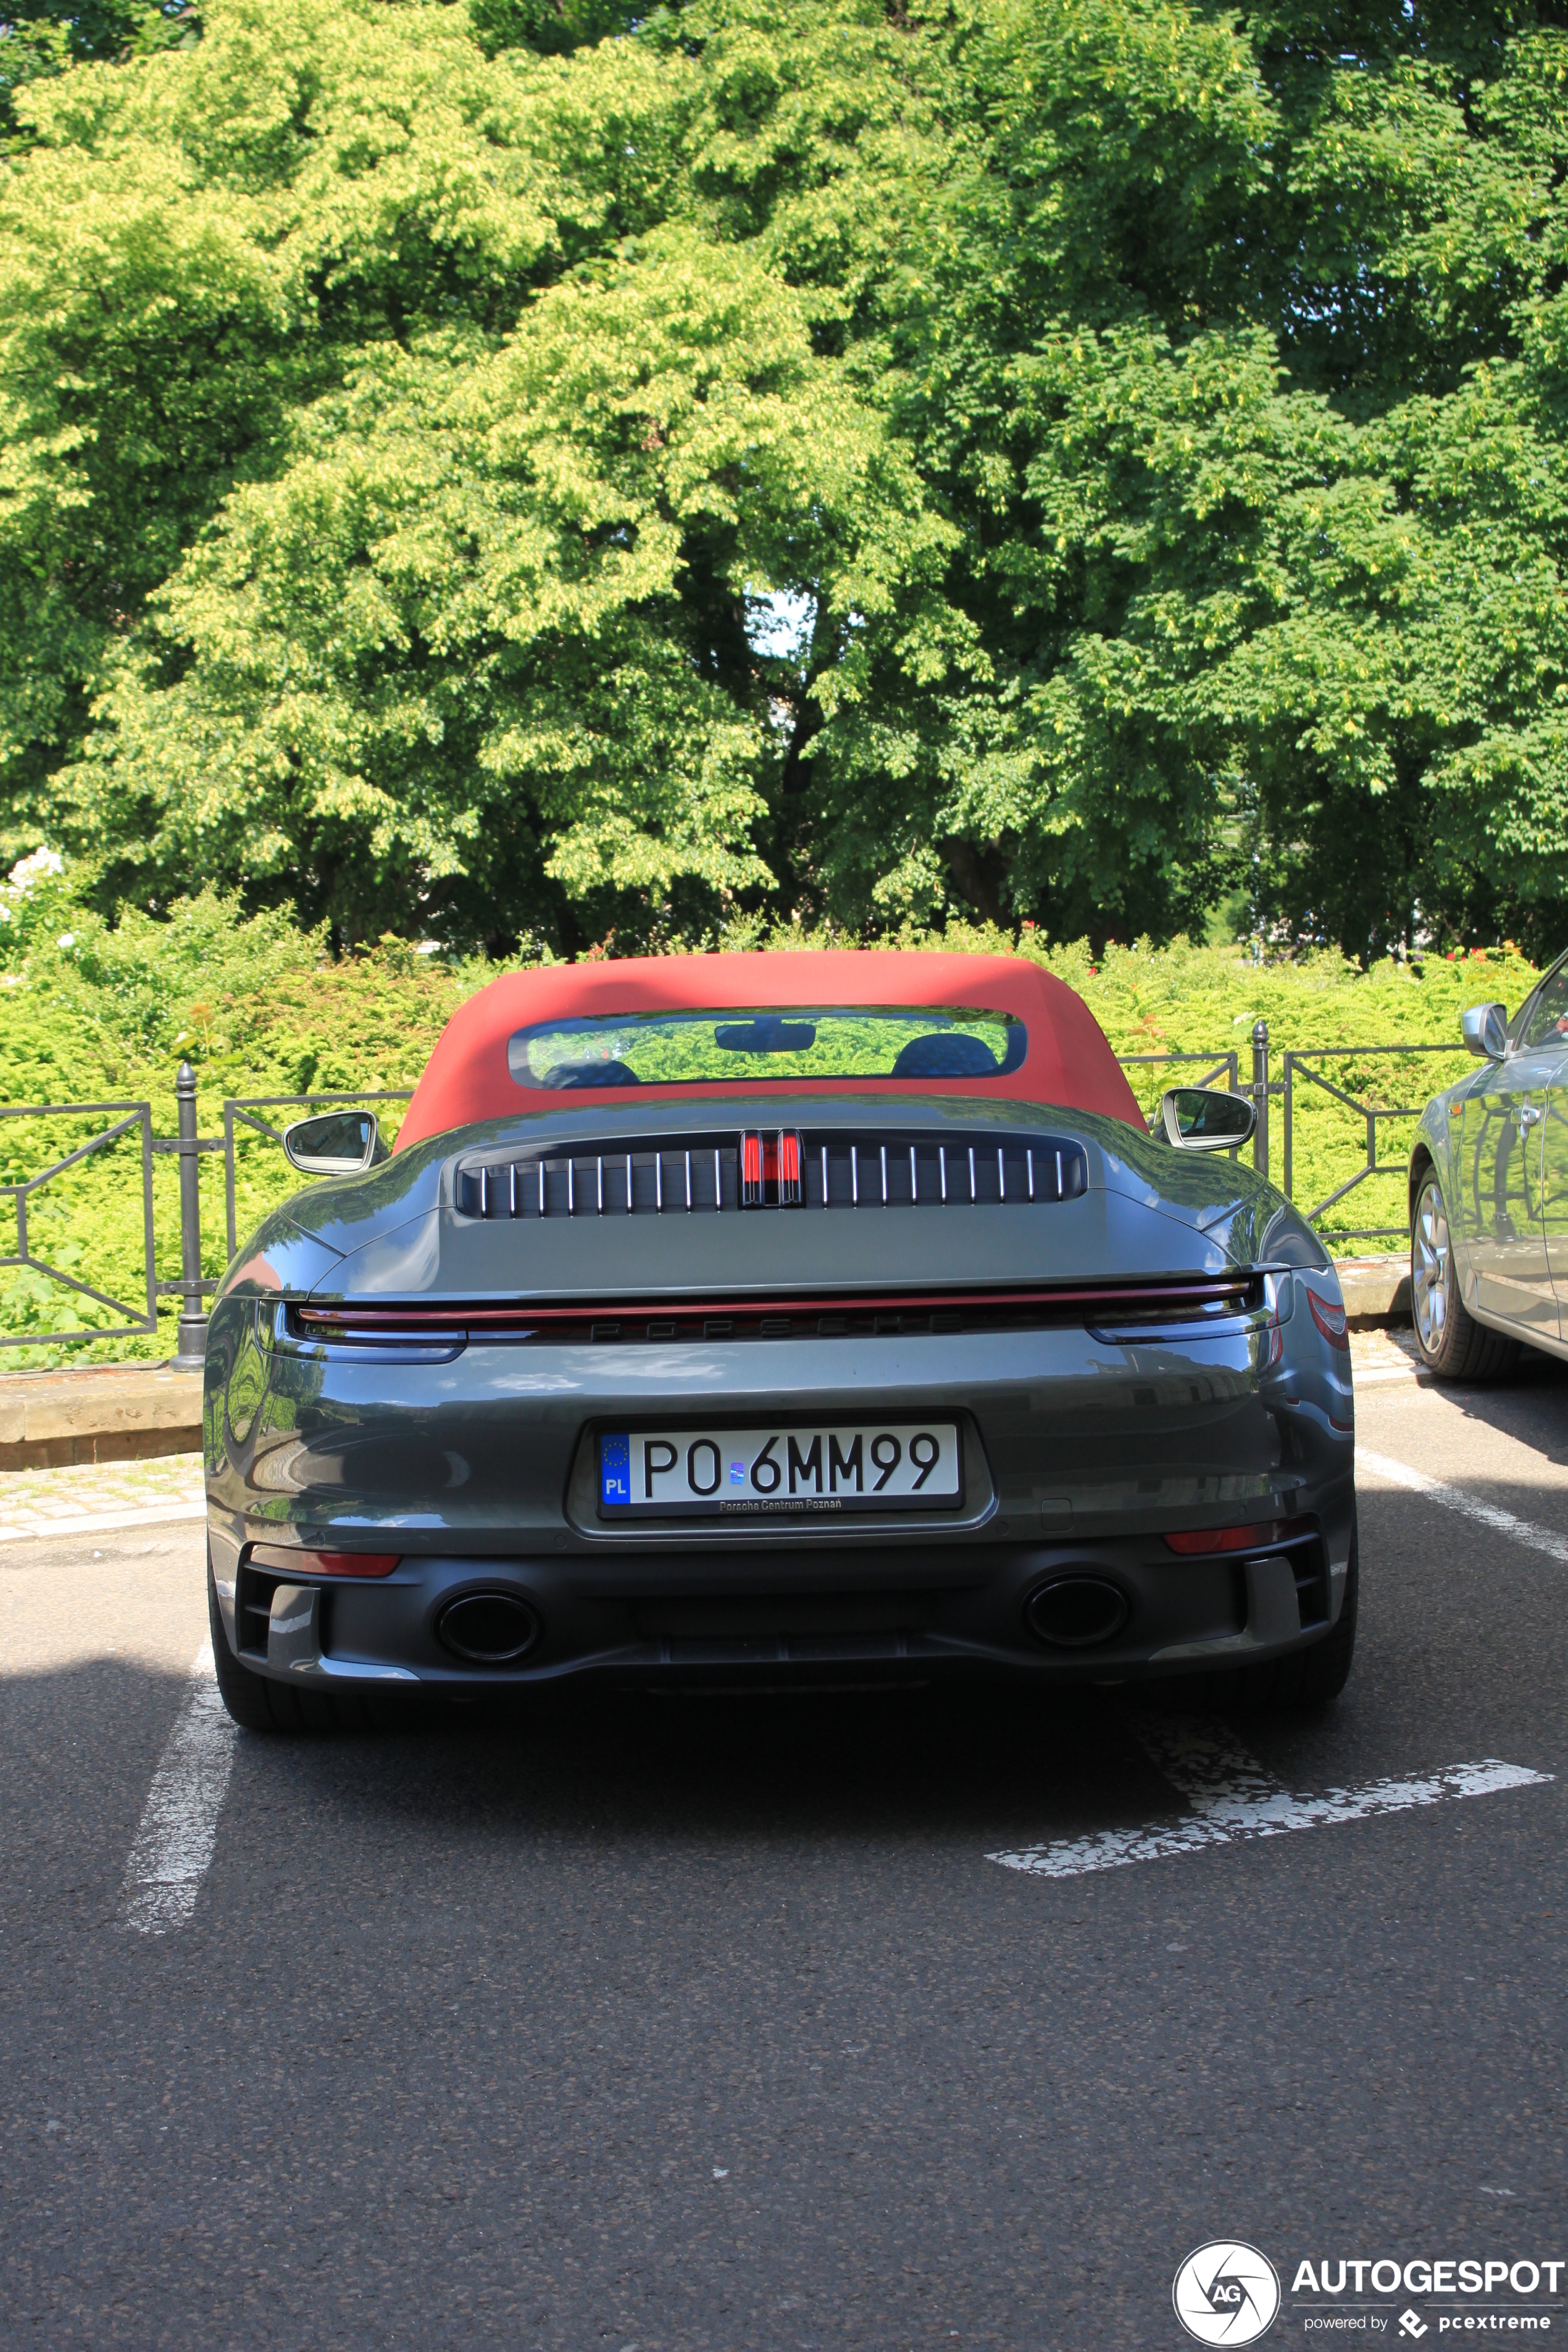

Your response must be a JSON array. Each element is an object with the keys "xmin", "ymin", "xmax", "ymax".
[{"xmin": 7, "ymin": 0, "xmax": 1568, "ymax": 959}]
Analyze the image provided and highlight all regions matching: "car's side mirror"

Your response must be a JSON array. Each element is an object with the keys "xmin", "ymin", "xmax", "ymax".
[
  {"xmin": 282, "ymin": 1111, "xmax": 386, "ymax": 1176},
  {"xmin": 1159, "ymin": 1086, "xmax": 1257, "ymax": 1153},
  {"xmin": 1461, "ymin": 1001, "xmax": 1508, "ymax": 1060}
]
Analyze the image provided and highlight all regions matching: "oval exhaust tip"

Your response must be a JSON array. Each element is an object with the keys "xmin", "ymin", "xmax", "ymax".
[
  {"xmin": 1025, "ymin": 1575, "xmax": 1130, "ymax": 1650},
  {"xmin": 436, "ymin": 1590, "xmax": 541, "ymax": 1666}
]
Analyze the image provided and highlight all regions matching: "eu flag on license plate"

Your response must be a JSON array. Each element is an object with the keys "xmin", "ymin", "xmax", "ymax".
[{"xmin": 601, "ymin": 1433, "xmax": 631, "ymax": 1509}]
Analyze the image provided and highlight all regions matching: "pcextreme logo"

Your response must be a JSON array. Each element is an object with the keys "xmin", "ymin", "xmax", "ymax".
[{"xmin": 1174, "ymin": 2241, "xmax": 1283, "ymax": 2345}]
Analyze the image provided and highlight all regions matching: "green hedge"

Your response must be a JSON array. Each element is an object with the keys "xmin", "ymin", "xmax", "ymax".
[{"xmin": 0, "ymin": 883, "xmax": 1540, "ymax": 1368}]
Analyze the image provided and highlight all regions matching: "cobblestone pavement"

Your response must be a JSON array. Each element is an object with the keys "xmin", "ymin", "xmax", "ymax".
[
  {"xmin": 0, "ymin": 1451, "xmax": 203, "ymax": 1540},
  {"xmin": 1350, "ymin": 1322, "xmax": 1424, "ymax": 1387}
]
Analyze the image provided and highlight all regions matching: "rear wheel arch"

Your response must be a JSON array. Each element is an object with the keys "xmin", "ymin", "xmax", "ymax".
[
  {"xmin": 207, "ymin": 1552, "xmax": 415, "ymax": 1734},
  {"xmin": 1408, "ymin": 1140, "xmax": 1435, "ymax": 1227},
  {"xmin": 1165, "ymin": 1509, "xmax": 1360, "ymax": 1714}
]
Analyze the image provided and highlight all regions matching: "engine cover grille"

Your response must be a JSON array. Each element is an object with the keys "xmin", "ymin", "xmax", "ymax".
[{"xmin": 455, "ymin": 1130, "xmax": 1088, "ymax": 1220}]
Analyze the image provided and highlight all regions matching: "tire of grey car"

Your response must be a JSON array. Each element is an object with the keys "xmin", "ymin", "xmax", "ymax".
[
  {"xmin": 1411, "ymin": 1169, "xmax": 1520, "ymax": 1381},
  {"xmin": 1151, "ymin": 1512, "xmax": 1361, "ymax": 1717},
  {"xmin": 207, "ymin": 1566, "xmax": 281, "ymax": 1730},
  {"xmin": 206, "ymin": 1559, "xmax": 389, "ymax": 1733},
  {"xmin": 1222, "ymin": 1512, "xmax": 1359, "ymax": 1712}
]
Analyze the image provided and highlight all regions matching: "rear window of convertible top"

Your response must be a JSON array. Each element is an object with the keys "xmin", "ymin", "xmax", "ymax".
[{"xmin": 506, "ymin": 1006, "xmax": 1028, "ymax": 1091}]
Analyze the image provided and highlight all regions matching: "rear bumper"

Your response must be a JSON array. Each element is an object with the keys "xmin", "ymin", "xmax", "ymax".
[
  {"xmin": 205, "ymin": 1275, "xmax": 1357, "ymax": 1688},
  {"xmin": 208, "ymin": 1509, "xmax": 1355, "ymax": 1693}
]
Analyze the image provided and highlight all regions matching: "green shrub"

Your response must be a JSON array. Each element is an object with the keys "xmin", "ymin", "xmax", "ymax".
[{"xmin": 0, "ymin": 875, "xmax": 1541, "ymax": 1367}]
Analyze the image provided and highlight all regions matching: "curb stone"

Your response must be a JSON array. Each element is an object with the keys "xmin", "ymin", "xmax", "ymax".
[
  {"xmin": 1335, "ymin": 1253, "xmax": 1410, "ymax": 1328},
  {"xmin": 0, "ymin": 1362, "xmax": 203, "ymax": 1471}
]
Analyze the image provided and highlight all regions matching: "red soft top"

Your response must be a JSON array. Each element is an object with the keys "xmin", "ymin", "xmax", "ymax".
[{"xmin": 394, "ymin": 950, "xmax": 1144, "ymax": 1151}]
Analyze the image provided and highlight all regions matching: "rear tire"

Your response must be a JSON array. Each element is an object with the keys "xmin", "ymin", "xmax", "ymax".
[
  {"xmin": 1175, "ymin": 1514, "xmax": 1363, "ymax": 1721},
  {"xmin": 1214, "ymin": 1513, "xmax": 1360, "ymax": 1714},
  {"xmin": 1411, "ymin": 1169, "xmax": 1520, "ymax": 1381},
  {"xmin": 207, "ymin": 1561, "xmax": 404, "ymax": 1733},
  {"xmin": 208, "ymin": 1567, "xmax": 283, "ymax": 1731},
  {"xmin": 1236, "ymin": 1555, "xmax": 1356, "ymax": 1711}
]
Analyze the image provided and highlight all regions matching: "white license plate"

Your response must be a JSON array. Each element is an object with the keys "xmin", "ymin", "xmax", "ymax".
[{"xmin": 598, "ymin": 1422, "xmax": 962, "ymax": 1517}]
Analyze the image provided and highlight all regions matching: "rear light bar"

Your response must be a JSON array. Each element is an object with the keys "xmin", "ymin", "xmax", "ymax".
[
  {"xmin": 1164, "ymin": 1516, "xmax": 1311, "ymax": 1556},
  {"xmin": 291, "ymin": 1275, "xmax": 1260, "ymax": 1342},
  {"xmin": 249, "ymin": 1543, "xmax": 401, "ymax": 1578}
]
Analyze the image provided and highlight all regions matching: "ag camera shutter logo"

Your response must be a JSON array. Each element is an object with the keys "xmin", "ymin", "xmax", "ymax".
[{"xmin": 1173, "ymin": 2241, "xmax": 1282, "ymax": 2345}]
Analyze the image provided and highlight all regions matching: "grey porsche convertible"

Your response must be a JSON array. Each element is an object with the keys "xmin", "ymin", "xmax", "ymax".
[{"xmin": 202, "ymin": 949, "xmax": 1359, "ymax": 1729}]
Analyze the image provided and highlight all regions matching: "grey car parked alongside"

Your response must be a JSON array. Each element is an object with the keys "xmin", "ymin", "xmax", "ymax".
[
  {"xmin": 1409, "ymin": 953, "xmax": 1568, "ymax": 1381},
  {"xmin": 202, "ymin": 953, "xmax": 1359, "ymax": 1730}
]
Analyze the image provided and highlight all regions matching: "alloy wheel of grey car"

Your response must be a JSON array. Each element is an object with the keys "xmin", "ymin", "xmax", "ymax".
[
  {"xmin": 1410, "ymin": 1170, "xmax": 1519, "ymax": 1382},
  {"xmin": 1412, "ymin": 1175, "xmax": 1452, "ymax": 1356}
]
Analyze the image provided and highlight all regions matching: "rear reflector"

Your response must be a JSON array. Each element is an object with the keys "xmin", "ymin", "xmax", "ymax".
[
  {"xmin": 1164, "ymin": 1518, "xmax": 1309, "ymax": 1556},
  {"xmin": 249, "ymin": 1543, "xmax": 401, "ymax": 1578}
]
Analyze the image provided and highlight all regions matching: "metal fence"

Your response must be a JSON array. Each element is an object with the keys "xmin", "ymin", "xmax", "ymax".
[
  {"xmin": 0, "ymin": 1068, "xmax": 413, "ymax": 1357},
  {"xmin": 0, "ymin": 1100, "xmax": 157, "ymax": 1349},
  {"xmin": 0, "ymin": 1027, "xmax": 1451, "ymax": 1357},
  {"xmin": 1120, "ymin": 1023, "xmax": 1457, "ymax": 1247}
]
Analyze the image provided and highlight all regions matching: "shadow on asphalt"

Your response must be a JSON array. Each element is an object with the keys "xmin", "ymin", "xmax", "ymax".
[
  {"xmin": 1416, "ymin": 1340, "xmax": 1568, "ymax": 1461},
  {"xmin": 223, "ymin": 1679, "xmax": 1167, "ymax": 1854}
]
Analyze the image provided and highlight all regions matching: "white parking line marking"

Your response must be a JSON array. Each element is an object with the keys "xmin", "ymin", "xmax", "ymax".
[
  {"xmin": 119, "ymin": 1643, "xmax": 235, "ymax": 1935},
  {"xmin": 1356, "ymin": 1446, "xmax": 1568, "ymax": 1568},
  {"xmin": 987, "ymin": 1716, "xmax": 1551, "ymax": 1879},
  {"xmin": 0, "ymin": 1498, "xmax": 206, "ymax": 1545}
]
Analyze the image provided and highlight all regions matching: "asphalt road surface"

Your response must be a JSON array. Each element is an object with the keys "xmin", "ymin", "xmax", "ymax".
[{"xmin": 2, "ymin": 1342, "xmax": 1566, "ymax": 2351}]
